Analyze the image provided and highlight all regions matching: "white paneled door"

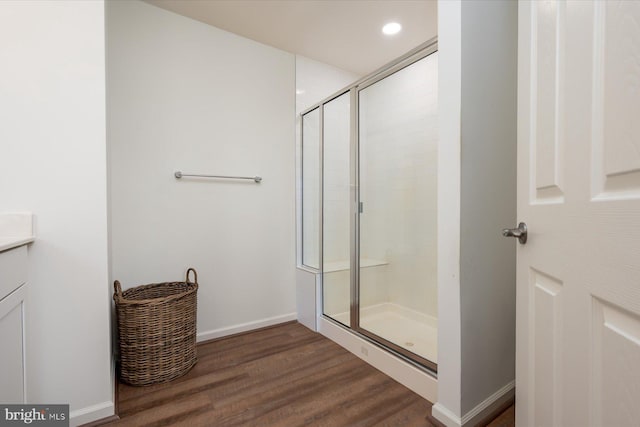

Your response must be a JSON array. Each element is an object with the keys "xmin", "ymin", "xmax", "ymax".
[{"xmin": 516, "ymin": 1, "xmax": 640, "ymax": 426}]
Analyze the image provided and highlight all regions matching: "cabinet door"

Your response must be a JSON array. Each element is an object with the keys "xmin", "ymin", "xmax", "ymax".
[
  {"xmin": 0, "ymin": 285, "xmax": 26, "ymax": 403},
  {"xmin": 0, "ymin": 245, "xmax": 27, "ymax": 299}
]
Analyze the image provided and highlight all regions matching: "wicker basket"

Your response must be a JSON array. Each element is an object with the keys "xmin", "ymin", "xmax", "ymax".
[{"xmin": 113, "ymin": 268, "xmax": 198, "ymax": 386}]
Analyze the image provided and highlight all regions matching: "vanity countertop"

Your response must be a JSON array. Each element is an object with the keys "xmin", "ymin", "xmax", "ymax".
[
  {"xmin": 0, "ymin": 213, "xmax": 35, "ymax": 252},
  {"xmin": 0, "ymin": 236, "xmax": 35, "ymax": 253}
]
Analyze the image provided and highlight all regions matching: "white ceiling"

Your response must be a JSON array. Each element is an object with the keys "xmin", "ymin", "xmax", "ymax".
[{"xmin": 144, "ymin": 0, "xmax": 437, "ymax": 76}]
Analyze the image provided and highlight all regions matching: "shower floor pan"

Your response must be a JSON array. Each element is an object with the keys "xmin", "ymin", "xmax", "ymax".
[{"xmin": 329, "ymin": 302, "xmax": 438, "ymax": 364}]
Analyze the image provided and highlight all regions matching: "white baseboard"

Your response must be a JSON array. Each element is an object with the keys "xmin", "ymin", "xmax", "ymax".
[
  {"xmin": 197, "ymin": 312, "xmax": 297, "ymax": 342},
  {"xmin": 432, "ymin": 403, "xmax": 463, "ymax": 427},
  {"xmin": 432, "ymin": 380, "xmax": 515, "ymax": 427},
  {"xmin": 111, "ymin": 356, "xmax": 117, "ymax": 412},
  {"xmin": 318, "ymin": 316, "xmax": 438, "ymax": 403},
  {"xmin": 70, "ymin": 400, "xmax": 114, "ymax": 427}
]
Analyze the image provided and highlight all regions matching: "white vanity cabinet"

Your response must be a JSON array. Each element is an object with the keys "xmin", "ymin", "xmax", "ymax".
[{"xmin": 0, "ymin": 244, "xmax": 28, "ymax": 403}]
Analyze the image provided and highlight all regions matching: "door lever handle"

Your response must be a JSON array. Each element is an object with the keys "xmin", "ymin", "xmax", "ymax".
[{"xmin": 502, "ymin": 222, "xmax": 527, "ymax": 244}]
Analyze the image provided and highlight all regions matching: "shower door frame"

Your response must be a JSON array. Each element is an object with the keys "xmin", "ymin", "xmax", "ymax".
[
  {"xmin": 352, "ymin": 43, "xmax": 439, "ymax": 373},
  {"xmin": 302, "ymin": 37, "xmax": 439, "ymax": 373}
]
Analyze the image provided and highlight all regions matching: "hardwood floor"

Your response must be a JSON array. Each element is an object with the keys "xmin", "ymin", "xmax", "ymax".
[
  {"xmin": 485, "ymin": 405, "xmax": 515, "ymax": 427},
  {"xmin": 105, "ymin": 321, "xmax": 514, "ymax": 427}
]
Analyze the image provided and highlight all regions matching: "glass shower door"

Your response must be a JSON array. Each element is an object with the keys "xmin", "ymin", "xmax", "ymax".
[
  {"xmin": 357, "ymin": 52, "xmax": 439, "ymax": 368},
  {"xmin": 322, "ymin": 92, "xmax": 352, "ymax": 326}
]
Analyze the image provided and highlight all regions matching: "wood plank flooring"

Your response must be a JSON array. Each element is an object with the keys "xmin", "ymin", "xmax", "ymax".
[{"xmin": 105, "ymin": 321, "xmax": 514, "ymax": 427}]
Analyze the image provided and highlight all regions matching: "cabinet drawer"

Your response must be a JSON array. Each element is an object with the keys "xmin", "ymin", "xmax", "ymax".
[{"xmin": 0, "ymin": 245, "xmax": 27, "ymax": 300}]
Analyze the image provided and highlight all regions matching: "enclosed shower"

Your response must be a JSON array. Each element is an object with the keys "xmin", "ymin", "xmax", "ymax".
[{"xmin": 301, "ymin": 41, "xmax": 438, "ymax": 370}]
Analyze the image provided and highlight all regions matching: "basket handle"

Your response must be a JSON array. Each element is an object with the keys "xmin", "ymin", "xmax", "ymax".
[
  {"xmin": 186, "ymin": 268, "xmax": 198, "ymax": 284},
  {"xmin": 113, "ymin": 280, "xmax": 122, "ymax": 301}
]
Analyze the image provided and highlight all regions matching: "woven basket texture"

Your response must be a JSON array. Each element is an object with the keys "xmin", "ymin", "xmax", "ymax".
[{"xmin": 114, "ymin": 268, "xmax": 198, "ymax": 386}]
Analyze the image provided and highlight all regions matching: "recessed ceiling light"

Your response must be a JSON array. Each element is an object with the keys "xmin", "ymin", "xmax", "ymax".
[
  {"xmin": 296, "ymin": 89, "xmax": 305, "ymax": 95},
  {"xmin": 382, "ymin": 22, "xmax": 402, "ymax": 35}
]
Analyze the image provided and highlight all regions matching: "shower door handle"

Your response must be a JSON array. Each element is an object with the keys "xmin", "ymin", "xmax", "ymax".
[{"xmin": 502, "ymin": 222, "xmax": 527, "ymax": 244}]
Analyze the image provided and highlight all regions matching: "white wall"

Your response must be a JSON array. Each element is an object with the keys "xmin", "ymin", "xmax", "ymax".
[
  {"xmin": 433, "ymin": 1, "xmax": 517, "ymax": 426},
  {"xmin": 0, "ymin": 1, "xmax": 113, "ymax": 425},
  {"xmin": 435, "ymin": 1, "xmax": 463, "ymax": 421},
  {"xmin": 295, "ymin": 56, "xmax": 359, "ymax": 115},
  {"xmin": 107, "ymin": 0, "xmax": 297, "ymax": 340},
  {"xmin": 459, "ymin": 0, "xmax": 517, "ymax": 415}
]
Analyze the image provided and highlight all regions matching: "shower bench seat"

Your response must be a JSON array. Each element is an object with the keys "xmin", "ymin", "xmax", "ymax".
[{"xmin": 322, "ymin": 258, "xmax": 388, "ymax": 273}]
